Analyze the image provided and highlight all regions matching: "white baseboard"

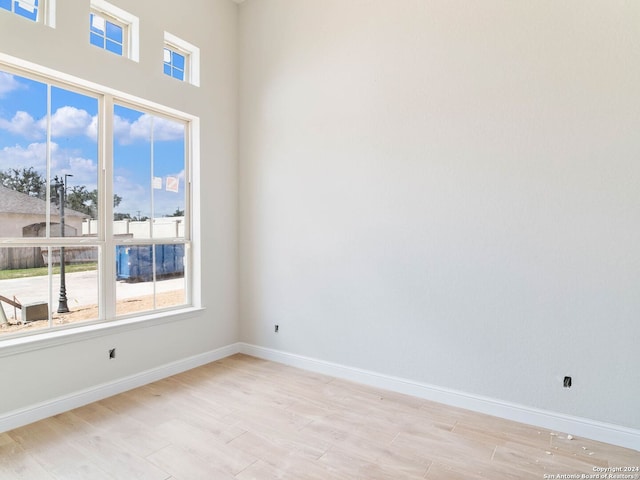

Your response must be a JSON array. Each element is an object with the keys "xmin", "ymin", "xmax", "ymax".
[
  {"xmin": 239, "ymin": 343, "xmax": 639, "ymax": 452},
  {"xmin": 0, "ymin": 343, "xmax": 241, "ymax": 434},
  {"xmin": 3, "ymin": 341, "xmax": 637, "ymax": 452}
]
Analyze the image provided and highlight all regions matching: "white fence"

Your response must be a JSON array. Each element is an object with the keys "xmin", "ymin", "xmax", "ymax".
[{"xmin": 82, "ymin": 217, "xmax": 184, "ymax": 238}]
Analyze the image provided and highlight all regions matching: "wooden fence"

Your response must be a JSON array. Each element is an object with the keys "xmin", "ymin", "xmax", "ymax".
[
  {"xmin": 0, "ymin": 247, "xmax": 45, "ymax": 270},
  {"xmin": 0, "ymin": 247, "xmax": 97, "ymax": 270}
]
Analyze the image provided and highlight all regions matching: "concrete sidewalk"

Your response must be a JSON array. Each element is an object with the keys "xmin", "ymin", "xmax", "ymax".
[{"xmin": 0, "ymin": 270, "xmax": 183, "ymax": 318}]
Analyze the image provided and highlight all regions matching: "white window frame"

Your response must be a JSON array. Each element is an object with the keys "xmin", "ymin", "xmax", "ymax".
[
  {"xmin": 164, "ymin": 32, "xmax": 200, "ymax": 87},
  {"xmin": 0, "ymin": 54, "xmax": 199, "ymax": 345},
  {"xmin": 90, "ymin": 0, "xmax": 139, "ymax": 62}
]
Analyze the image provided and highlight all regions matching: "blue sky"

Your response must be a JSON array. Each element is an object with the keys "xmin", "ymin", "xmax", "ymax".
[{"xmin": 0, "ymin": 70, "xmax": 185, "ymax": 218}]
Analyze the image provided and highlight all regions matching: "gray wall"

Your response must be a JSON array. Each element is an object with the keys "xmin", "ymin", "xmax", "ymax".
[{"xmin": 238, "ymin": 0, "xmax": 640, "ymax": 429}]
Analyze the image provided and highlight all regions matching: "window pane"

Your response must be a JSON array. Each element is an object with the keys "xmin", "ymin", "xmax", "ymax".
[
  {"xmin": 14, "ymin": 0, "xmax": 38, "ymax": 21},
  {"xmin": 0, "ymin": 246, "xmax": 51, "ymax": 336},
  {"xmin": 152, "ymin": 116, "xmax": 185, "ymax": 238},
  {"xmin": 90, "ymin": 32, "xmax": 105, "ymax": 48},
  {"xmin": 0, "ymin": 245, "xmax": 100, "ymax": 337},
  {"xmin": 113, "ymin": 105, "xmax": 185, "ymax": 239},
  {"xmin": 90, "ymin": 13, "xmax": 105, "ymax": 33},
  {"xmin": 0, "ymin": 0, "xmax": 11, "ymax": 11},
  {"xmin": 172, "ymin": 68, "xmax": 184, "ymax": 81},
  {"xmin": 106, "ymin": 39, "xmax": 123, "ymax": 56},
  {"xmin": 113, "ymin": 104, "xmax": 152, "ymax": 225},
  {"xmin": 0, "ymin": 71, "xmax": 48, "ymax": 238},
  {"xmin": 155, "ymin": 243, "xmax": 185, "ymax": 309},
  {"xmin": 106, "ymin": 21, "xmax": 123, "ymax": 44},
  {"xmin": 50, "ymin": 86, "xmax": 99, "ymax": 239},
  {"xmin": 115, "ymin": 243, "xmax": 185, "ymax": 316},
  {"xmin": 163, "ymin": 64, "xmax": 172, "ymax": 76},
  {"xmin": 172, "ymin": 52, "xmax": 185, "ymax": 70},
  {"xmin": 51, "ymin": 245, "xmax": 99, "ymax": 324}
]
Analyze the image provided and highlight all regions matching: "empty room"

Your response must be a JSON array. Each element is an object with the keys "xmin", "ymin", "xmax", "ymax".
[{"xmin": 0, "ymin": 0, "xmax": 638, "ymax": 478}]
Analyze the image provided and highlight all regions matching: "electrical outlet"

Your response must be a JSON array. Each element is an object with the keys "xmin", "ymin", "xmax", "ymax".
[
  {"xmin": 563, "ymin": 376, "xmax": 572, "ymax": 388},
  {"xmin": 274, "ymin": 324, "xmax": 279, "ymax": 333},
  {"xmin": 109, "ymin": 348, "xmax": 116, "ymax": 359}
]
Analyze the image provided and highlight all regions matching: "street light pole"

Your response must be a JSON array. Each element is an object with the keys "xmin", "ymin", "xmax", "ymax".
[{"xmin": 57, "ymin": 174, "xmax": 73, "ymax": 314}]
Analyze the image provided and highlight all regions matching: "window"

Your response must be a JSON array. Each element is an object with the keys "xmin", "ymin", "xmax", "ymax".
[
  {"xmin": 0, "ymin": 0, "xmax": 39, "ymax": 21},
  {"xmin": 0, "ymin": 66, "xmax": 193, "ymax": 339},
  {"xmin": 163, "ymin": 46, "xmax": 186, "ymax": 81},
  {"xmin": 0, "ymin": 0, "xmax": 54, "ymax": 26},
  {"xmin": 90, "ymin": 12, "xmax": 124, "ymax": 56},
  {"xmin": 112, "ymin": 104, "xmax": 188, "ymax": 316},
  {"xmin": 164, "ymin": 32, "xmax": 200, "ymax": 87},
  {"xmin": 89, "ymin": 0, "xmax": 139, "ymax": 62}
]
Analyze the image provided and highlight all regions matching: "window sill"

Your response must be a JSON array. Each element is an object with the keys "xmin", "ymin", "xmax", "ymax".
[{"xmin": 0, "ymin": 307, "xmax": 204, "ymax": 358}]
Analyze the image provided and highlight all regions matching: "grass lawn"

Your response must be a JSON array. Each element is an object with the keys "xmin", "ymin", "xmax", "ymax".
[{"xmin": 0, "ymin": 263, "xmax": 97, "ymax": 280}]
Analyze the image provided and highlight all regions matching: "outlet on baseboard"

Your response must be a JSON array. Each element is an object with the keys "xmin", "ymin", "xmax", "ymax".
[
  {"xmin": 563, "ymin": 376, "xmax": 572, "ymax": 388},
  {"xmin": 109, "ymin": 348, "xmax": 116, "ymax": 359},
  {"xmin": 274, "ymin": 324, "xmax": 279, "ymax": 333}
]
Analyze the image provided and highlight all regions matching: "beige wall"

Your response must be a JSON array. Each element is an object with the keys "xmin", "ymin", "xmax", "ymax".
[
  {"xmin": 238, "ymin": 0, "xmax": 640, "ymax": 430},
  {"xmin": 0, "ymin": 213, "xmax": 83, "ymax": 238}
]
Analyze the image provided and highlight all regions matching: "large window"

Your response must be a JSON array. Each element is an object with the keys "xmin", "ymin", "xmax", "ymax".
[{"xmin": 0, "ymin": 67, "xmax": 192, "ymax": 339}]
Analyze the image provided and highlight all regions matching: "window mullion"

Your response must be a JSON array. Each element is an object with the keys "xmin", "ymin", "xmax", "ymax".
[
  {"xmin": 45, "ymin": 83, "xmax": 51, "ymax": 239},
  {"xmin": 102, "ymin": 94, "xmax": 115, "ymax": 321},
  {"xmin": 45, "ymin": 83, "xmax": 52, "ymax": 327},
  {"xmin": 188, "ymin": 118, "xmax": 199, "ymax": 308}
]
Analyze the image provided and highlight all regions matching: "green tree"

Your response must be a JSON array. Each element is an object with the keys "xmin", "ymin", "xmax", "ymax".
[
  {"xmin": 166, "ymin": 207, "xmax": 184, "ymax": 217},
  {"xmin": 66, "ymin": 186, "xmax": 122, "ymax": 218},
  {"xmin": 1, "ymin": 169, "xmax": 124, "ymax": 218},
  {"xmin": 66, "ymin": 185, "xmax": 95, "ymax": 216},
  {"xmin": 0, "ymin": 167, "xmax": 46, "ymax": 198}
]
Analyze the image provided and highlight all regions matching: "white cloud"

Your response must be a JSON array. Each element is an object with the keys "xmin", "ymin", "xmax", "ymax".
[
  {"xmin": 113, "ymin": 114, "xmax": 132, "ymax": 142},
  {"xmin": 114, "ymin": 113, "xmax": 184, "ymax": 144},
  {"xmin": 49, "ymin": 106, "xmax": 94, "ymax": 139},
  {"xmin": 0, "ymin": 111, "xmax": 44, "ymax": 140},
  {"xmin": 86, "ymin": 115, "xmax": 98, "ymax": 141},
  {"xmin": 113, "ymin": 174, "xmax": 149, "ymax": 215},
  {"xmin": 65, "ymin": 156, "xmax": 99, "ymax": 190},
  {"xmin": 0, "ymin": 142, "xmax": 47, "ymax": 172},
  {"xmin": 0, "ymin": 72, "xmax": 22, "ymax": 98},
  {"xmin": 1, "ymin": 106, "xmax": 96, "ymax": 141},
  {"xmin": 0, "ymin": 142, "xmax": 97, "ymax": 190},
  {"xmin": 152, "ymin": 116, "xmax": 185, "ymax": 141},
  {"xmin": 1, "ymin": 106, "xmax": 183, "ymax": 145}
]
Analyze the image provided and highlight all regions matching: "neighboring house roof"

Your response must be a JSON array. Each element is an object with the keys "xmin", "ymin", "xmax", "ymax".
[{"xmin": 0, "ymin": 185, "xmax": 89, "ymax": 218}]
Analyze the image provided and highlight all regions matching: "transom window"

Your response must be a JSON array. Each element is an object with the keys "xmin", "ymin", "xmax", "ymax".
[
  {"xmin": 89, "ymin": 0, "xmax": 139, "ymax": 62},
  {"xmin": 90, "ymin": 11, "xmax": 124, "ymax": 56},
  {"xmin": 0, "ymin": 65, "xmax": 193, "ymax": 339},
  {"xmin": 0, "ymin": 0, "xmax": 39, "ymax": 22},
  {"xmin": 163, "ymin": 32, "xmax": 200, "ymax": 87},
  {"xmin": 163, "ymin": 46, "xmax": 186, "ymax": 81}
]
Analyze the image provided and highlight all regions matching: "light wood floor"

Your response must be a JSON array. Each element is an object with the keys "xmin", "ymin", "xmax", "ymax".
[{"xmin": 1, "ymin": 354, "xmax": 638, "ymax": 479}]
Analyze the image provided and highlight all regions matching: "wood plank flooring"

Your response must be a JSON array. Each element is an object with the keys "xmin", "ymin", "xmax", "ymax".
[{"xmin": 1, "ymin": 354, "xmax": 638, "ymax": 479}]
